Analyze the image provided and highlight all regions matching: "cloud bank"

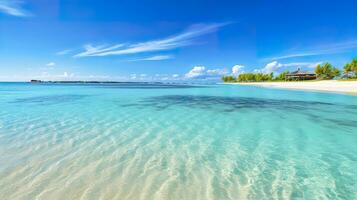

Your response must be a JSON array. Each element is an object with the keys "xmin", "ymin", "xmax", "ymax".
[
  {"xmin": 184, "ymin": 64, "xmax": 246, "ymax": 79},
  {"xmin": 260, "ymin": 61, "xmax": 321, "ymax": 73},
  {"xmin": 232, "ymin": 65, "xmax": 245, "ymax": 75},
  {"xmin": 185, "ymin": 66, "xmax": 229, "ymax": 79}
]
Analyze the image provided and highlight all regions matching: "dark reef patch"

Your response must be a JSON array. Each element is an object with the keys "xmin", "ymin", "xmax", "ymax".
[
  {"xmin": 10, "ymin": 95, "xmax": 88, "ymax": 106},
  {"xmin": 121, "ymin": 95, "xmax": 357, "ymax": 128},
  {"xmin": 124, "ymin": 95, "xmax": 337, "ymax": 111}
]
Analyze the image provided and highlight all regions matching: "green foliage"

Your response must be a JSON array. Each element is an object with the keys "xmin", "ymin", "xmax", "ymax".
[
  {"xmin": 222, "ymin": 71, "xmax": 289, "ymax": 82},
  {"xmin": 315, "ymin": 64, "xmax": 323, "ymax": 76},
  {"xmin": 344, "ymin": 58, "xmax": 357, "ymax": 78},
  {"xmin": 331, "ymin": 67, "xmax": 341, "ymax": 78},
  {"xmin": 236, "ymin": 72, "xmax": 273, "ymax": 82},
  {"xmin": 275, "ymin": 71, "xmax": 289, "ymax": 81},
  {"xmin": 315, "ymin": 63, "xmax": 341, "ymax": 80},
  {"xmin": 221, "ymin": 76, "xmax": 236, "ymax": 82}
]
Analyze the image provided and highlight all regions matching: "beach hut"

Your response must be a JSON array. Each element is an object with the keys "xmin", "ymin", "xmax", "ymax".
[{"xmin": 285, "ymin": 68, "xmax": 316, "ymax": 81}]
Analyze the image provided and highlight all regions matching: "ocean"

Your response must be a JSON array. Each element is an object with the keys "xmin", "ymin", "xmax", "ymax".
[{"xmin": 0, "ymin": 82, "xmax": 356, "ymax": 199}]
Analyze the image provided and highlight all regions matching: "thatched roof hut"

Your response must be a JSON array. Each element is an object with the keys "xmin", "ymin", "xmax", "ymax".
[{"xmin": 285, "ymin": 68, "xmax": 316, "ymax": 81}]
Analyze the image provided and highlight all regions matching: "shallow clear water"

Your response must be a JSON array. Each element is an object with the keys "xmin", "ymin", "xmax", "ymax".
[{"xmin": 0, "ymin": 82, "xmax": 356, "ymax": 200}]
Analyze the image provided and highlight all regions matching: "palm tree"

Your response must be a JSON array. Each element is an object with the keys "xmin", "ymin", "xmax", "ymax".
[
  {"xmin": 274, "ymin": 71, "xmax": 289, "ymax": 81},
  {"xmin": 221, "ymin": 76, "xmax": 236, "ymax": 82},
  {"xmin": 315, "ymin": 64, "xmax": 323, "ymax": 78},
  {"xmin": 344, "ymin": 58, "xmax": 357, "ymax": 78},
  {"xmin": 315, "ymin": 63, "xmax": 341, "ymax": 80}
]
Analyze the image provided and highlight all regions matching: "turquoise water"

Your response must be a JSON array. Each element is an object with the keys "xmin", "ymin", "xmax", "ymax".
[{"xmin": 0, "ymin": 82, "xmax": 356, "ymax": 200}]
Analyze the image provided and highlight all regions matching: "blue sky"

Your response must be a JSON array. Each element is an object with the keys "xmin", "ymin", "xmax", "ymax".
[{"xmin": 0, "ymin": 0, "xmax": 356, "ymax": 81}]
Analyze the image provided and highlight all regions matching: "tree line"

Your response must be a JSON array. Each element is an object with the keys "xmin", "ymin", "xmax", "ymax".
[
  {"xmin": 222, "ymin": 72, "xmax": 287, "ymax": 82},
  {"xmin": 222, "ymin": 58, "xmax": 357, "ymax": 82}
]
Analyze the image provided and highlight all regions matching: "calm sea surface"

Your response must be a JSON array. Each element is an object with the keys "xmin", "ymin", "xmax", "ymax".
[{"xmin": 0, "ymin": 82, "xmax": 356, "ymax": 199}]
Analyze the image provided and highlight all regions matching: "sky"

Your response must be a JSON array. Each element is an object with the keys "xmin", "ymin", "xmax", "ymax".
[{"xmin": 0, "ymin": 0, "xmax": 356, "ymax": 81}]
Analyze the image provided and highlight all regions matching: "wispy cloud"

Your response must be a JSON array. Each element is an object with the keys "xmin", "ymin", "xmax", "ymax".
[
  {"xmin": 269, "ymin": 40, "xmax": 357, "ymax": 60},
  {"xmin": 56, "ymin": 49, "xmax": 73, "ymax": 55},
  {"xmin": 130, "ymin": 55, "xmax": 174, "ymax": 61},
  {"xmin": 75, "ymin": 44, "xmax": 125, "ymax": 57},
  {"xmin": 46, "ymin": 62, "xmax": 56, "ymax": 67},
  {"xmin": 0, "ymin": 0, "xmax": 29, "ymax": 17},
  {"xmin": 74, "ymin": 23, "xmax": 230, "ymax": 58},
  {"xmin": 270, "ymin": 52, "xmax": 321, "ymax": 60}
]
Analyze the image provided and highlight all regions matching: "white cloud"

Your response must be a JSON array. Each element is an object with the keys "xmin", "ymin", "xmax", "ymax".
[
  {"xmin": 130, "ymin": 74, "xmax": 137, "ymax": 79},
  {"xmin": 261, "ymin": 61, "xmax": 321, "ymax": 73},
  {"xmin": 74, "ymin": 23, "xmax": 230, "ymax": 57},
  {"xmin": 0, "ymin": 71, "xmax": 117, "ymax": 82},
  {"xmin": 281, "ymin": 62, "xmax": 319, "ymax": 68},
  {"xmin": 185, "ymin": 66, "xmax": 228, "ymax": 79},
  {"xmin": 262, "ymin": 61, "xmax": 282, "ymax": 73},
  {"xmin": 232, "ymin": 65, "xmax": 244, "ymax": 75},
  {"xmin": 253, "ymin": 69, "xmax": 262, "ymax": 73},
  {"xmin": 185, "ymin": 66, "xmax": 206, "ymax": 78},
  {"xmin": 46, "ymin": 62, "xmax": 56, "ymax": 67},
  {"xmin": 56, "ymin": 49, "xmax": 72, "ymax": 55},
  {"xmin": 33, "ymin": 71, "xmax": 75, "ymax": 80},
  {"xmin": 148, "ymin": 73, "xmax": 181, "ymax": 81},
  {"xmin": 130, "ymin": 55, "xmax": 174, "ymax": 61},
  {"xmin": 0, "ymin": 0, "xmax": 29, "ymax": 17},
  {"xmin": 60, "ymin": 72, "xmax": 74, "ymax": 78},
  {"xmin": 1, "ymin": 72, "xmax": 187, "ymax": 82},
  {"xmin": 206, "ymin": 68, "xmax": 228, "ymax": 76}
]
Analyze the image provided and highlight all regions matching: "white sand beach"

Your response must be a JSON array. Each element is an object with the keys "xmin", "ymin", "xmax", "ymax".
[{"xmin": 231, "ymin": 80, "xmax": 357, "ymax": 94}]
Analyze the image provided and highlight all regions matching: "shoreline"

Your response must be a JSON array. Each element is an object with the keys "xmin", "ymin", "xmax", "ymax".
[{"xmin": 226, "ymin": 80, "xmax": 357, "ymax": 95}]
